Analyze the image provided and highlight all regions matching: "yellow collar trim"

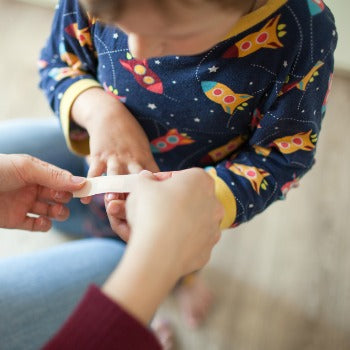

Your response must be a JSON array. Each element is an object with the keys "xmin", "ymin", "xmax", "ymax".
[{"xmin": 224, "ymin": 0, "xmax": 288, "ymax": 40}]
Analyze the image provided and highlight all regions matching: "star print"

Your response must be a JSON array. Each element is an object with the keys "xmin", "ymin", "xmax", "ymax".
[
  {"xmin": 172, "ymin": 81, "xmax": 177, "ymax": 84},
  {"xmin": 283, "ymin": 61, "xmax": 288, "ymax": 68},
  {"xmin": 248, "ymin": 204, "xmax": 254, "ymax": 208},
  {"xmin": 125, "ymin": 88, "xmax": 130, "ymax": 92},
  {"xmin": 154, "ymin": 60, "xmax": 161, "ymax": 65},
  {"xmin": 113, "ymin": 33, "xmax": 119, "ymax": 39},
  {"xmin": 208, "ymin": 65, "xmax": 219, "ymax": 73},
  {"xmin": 249, "ymin": 82, "xmax": 253, "ymax": 85},
  {"xmin": 148, "ymin": 103, "xmax": 157, "ymax": 110},
  {"xmin": 321, "ymin": 49, "xmax": 324, "ymax": 53},
  {"xmin": 175, "ymin": 56, "xmax": 180, "ymax": 60},
  {"xmin": 210, "ymin": 110, "xmax": 214, "ymax": 113},
  {"xmin": 194, "ymin": 118, "xmax": 200, "ymax": 122},
  {"xmin": 194, "ymin": 98, "xmax": 198, "ymax": 101}
]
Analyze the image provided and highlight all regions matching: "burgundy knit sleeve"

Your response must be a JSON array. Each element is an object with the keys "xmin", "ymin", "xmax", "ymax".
[{"xmin": 43, "ymin": 285, "xmax": 161, "ymax": 350}]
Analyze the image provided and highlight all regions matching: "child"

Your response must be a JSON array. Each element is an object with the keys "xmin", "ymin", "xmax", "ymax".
[{"xmin": 36, "ymin": 0, "xmax": 336, "ymax": 337}]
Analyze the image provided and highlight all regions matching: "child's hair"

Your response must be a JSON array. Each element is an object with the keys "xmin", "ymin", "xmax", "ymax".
[{"xmin": 81, "ymin": 0, "xmax": 242, "ymax": 23}]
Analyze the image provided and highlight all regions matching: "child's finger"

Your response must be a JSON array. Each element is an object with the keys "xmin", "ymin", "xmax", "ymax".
[
  {"xmin": 106, "ymin": 200, "xmax": 126, "ymax": 220},
  {"xmin": 80, "ymin": 196, "xmax": 92, "ymax": 205},
  {"xmin": 87, "ymin": 158, "xmax": 106, "ymax": 178},
  {"xmin": 107, "ymin": 156, "xmax": 127, "ymax": 175},
  {"xmin": 145, "ymin": 158, "xmax": 160, "ymax": 173},
  {"xmin": 127, "ymin": 162, "xmax": 143, "ymax": 174}
]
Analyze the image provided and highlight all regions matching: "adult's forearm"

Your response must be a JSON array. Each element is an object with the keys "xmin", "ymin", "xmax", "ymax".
[{"xmin": 102, "ymin": 242, "xmax": 178, "ymax": 325}]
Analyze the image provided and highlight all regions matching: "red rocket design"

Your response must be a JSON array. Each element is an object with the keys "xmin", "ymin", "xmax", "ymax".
[
  {"xmin": 120, "ymin": 57, "xmax": 164, "ymax": 94},
  {"xmin": 151, "ymin": 129, "xmax": 194, "ymax": 153},
  {"xmin": 250, "ymin": 108, "xmax": 263, "ymax": 129},
  {"xmin": 65, "ymin": 23, "xmax": 93, "ymax": 51},
  {"xmin": 281, "ymin": 174, "xmax": 299, "ymax": 198}
]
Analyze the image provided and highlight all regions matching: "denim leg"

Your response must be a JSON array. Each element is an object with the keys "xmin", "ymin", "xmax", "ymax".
[
  {"xmin": 0, "ymin": 118, "xmax": 85, "ymax": 175},
  {"xmin": 0, "ymin": 238, "xmax": 125, "ymax": 350}
]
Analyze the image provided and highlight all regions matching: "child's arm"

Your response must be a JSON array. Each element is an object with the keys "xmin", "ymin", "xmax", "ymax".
[
  {"xmin": 39, "ymin": 0, "xmax": 158, "ymax": 177},
  {"xmin": 208, "ymin": 35, "xmax": 337, "ymax": 229}
]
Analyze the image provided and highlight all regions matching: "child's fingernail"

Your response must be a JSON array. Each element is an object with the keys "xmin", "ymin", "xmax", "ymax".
[
  {"xmin": 106, "ymin": 193, "xmax": 116, "ymax": 201},
  {"xmin": 71, "ymin": 176, "xmax": 86, "ymax": 184}
]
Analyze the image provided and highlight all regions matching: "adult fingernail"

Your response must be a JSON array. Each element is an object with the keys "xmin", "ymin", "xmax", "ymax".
[{"xmin": 71, "ymin": 176, "xmax": 86, "ymax": 184}]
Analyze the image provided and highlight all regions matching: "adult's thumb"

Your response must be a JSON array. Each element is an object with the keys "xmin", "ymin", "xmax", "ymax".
[{"xmin": 22, "ymin": 156, "xmax": 86, "ymax": 191}]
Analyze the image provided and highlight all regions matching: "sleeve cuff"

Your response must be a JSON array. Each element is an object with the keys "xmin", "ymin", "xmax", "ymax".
[
  {"xmin": 207, "ymin": 168, "xmax": 237, "ymax": 229},
  {"xmin": 60, "ymin": 79, "xmax": 102, "ymax": 156}
]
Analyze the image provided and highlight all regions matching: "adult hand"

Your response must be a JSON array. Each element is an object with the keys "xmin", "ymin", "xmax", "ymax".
[
  {"xmin": 0, "ymin": 154, "xmax": 85, "ymax": 231},
  {"xmin": 105, "ymin": 171, "xmax": 172, "ymax": 241},
  {"xmin": 103, "ymin": 168, "xmax": 224, "ymax": 325}
]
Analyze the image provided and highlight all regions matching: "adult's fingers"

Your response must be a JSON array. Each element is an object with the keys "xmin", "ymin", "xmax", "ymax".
[
  {"xmin": 87, "ymin": 158, "xmax": 106, "ymax": 178},
  {"xmin": 31, "ymin": 202, "xmax": 70, "ymax": 222},
  {"xmin": 17, "ymin": 216, "xmax": 52, "ymax": 232},
  {"xmin": 106, "ymin": 200, "xmax": 130, "ymax": 241},
  {"xmin": 15, "ymin": 155, "xmax": 85, "ymax": 192}
]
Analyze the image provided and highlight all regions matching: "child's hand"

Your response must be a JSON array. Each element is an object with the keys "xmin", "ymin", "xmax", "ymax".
[
  {"xmin": 71, "ymin": 88, "xmax": 159, "ymax": 205},
  {"xmin": 87, "ymin": 110, "xmax": 159, "ymax": 178}
]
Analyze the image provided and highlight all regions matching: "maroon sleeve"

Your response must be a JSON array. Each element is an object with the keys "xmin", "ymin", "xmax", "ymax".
[{"xmin": 43, "ymin": 285, "xmax": 161, "ymax": 350}]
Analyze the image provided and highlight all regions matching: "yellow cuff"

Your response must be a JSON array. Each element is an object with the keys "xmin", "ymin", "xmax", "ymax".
[
  {"xmin": 60, "ymin": 79, "xmax": 102, "ymax": 156},
  {"xmin": 207, "ymin": 168, "xmax": 237, "ymax": 230}
]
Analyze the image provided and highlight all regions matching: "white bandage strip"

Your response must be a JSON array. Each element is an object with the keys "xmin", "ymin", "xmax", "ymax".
[{"xmin": 73, "ymin": 174, "xmax": 140, "ymax": 198}]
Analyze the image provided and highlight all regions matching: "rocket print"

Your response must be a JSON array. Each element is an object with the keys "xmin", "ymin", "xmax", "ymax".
[
  {"xmin": 253, "ymin": 145, "xmax": 272, "ymax": 157},
  {"xmin": 201, "ymin": 81, "xmax": 253, "ymax": 115},
  {"xmin": 307, "ymin": 0, "xmax": 325, "ymax": 16},
  {"xmin": 103, "ymin": 83, "xmax": 127, "ymax": 103},
  {"xmin": 65, "ymin": 23, "xmax": 93, "ymax": 50},
  {"xmin": 59, "ymin": 42, "xmax": 82, "ymax": 69},
  {"xmin": 151, "ymin": 129, "xmax": 194, "ymax": 153},
  {"xmin": 229, "ymin": 163, "xmax": 270, "ymax": 195},
  {"xmin": 200, "ymin": 135, "xmax": 247, "ymax": 165},
  {"xmin": 48, "ymin": 67, "xmax": 84, "ymax": 81},
  {"xmin": 322, "ymin": 73, "xmax": 333, "ymax": 114},
  {"xmin": 223, "ymin": 15, "xmax": 286, "ymax": 59},
  {"xmin": 281, "ymin": 174, "xmax": 299, "ymax": 199},
  {"xmin": 270, "ymin": 130, "xmax": 317, "ymax": 154},
  {"xmin": 279, "ymin": 61, "xmax": 324, "ymax": 96},
  {"xmin": 120, "ymin": 56, "xmax": 164, "ymax": 94},
  {"xmin": 250, "ymin": 108, "xmax": 263, "ymax": 129}
]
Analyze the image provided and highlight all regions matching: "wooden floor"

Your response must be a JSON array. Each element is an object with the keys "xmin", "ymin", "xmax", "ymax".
[{"xmin": 1, "ymin": 1, "xmax": 350, "ymax": 349}]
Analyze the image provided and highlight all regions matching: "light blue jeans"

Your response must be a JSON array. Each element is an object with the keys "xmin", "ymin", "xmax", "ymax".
[
  {"xmin": 0, "ymin": 238, "xmax": 125, "ymax": 349},
  {"xmin": 0, "ymin": 118, "xmax": 126, "ymax": 348}
]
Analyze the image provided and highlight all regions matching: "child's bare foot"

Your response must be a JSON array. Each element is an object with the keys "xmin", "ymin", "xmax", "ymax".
[
  {"xmin": 151, "ymin": 317, "xmax": 174, "ymax": 350},
  {"xmin": 175, "ymin": 274, "xmax": 213, "ymax": 329}
]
